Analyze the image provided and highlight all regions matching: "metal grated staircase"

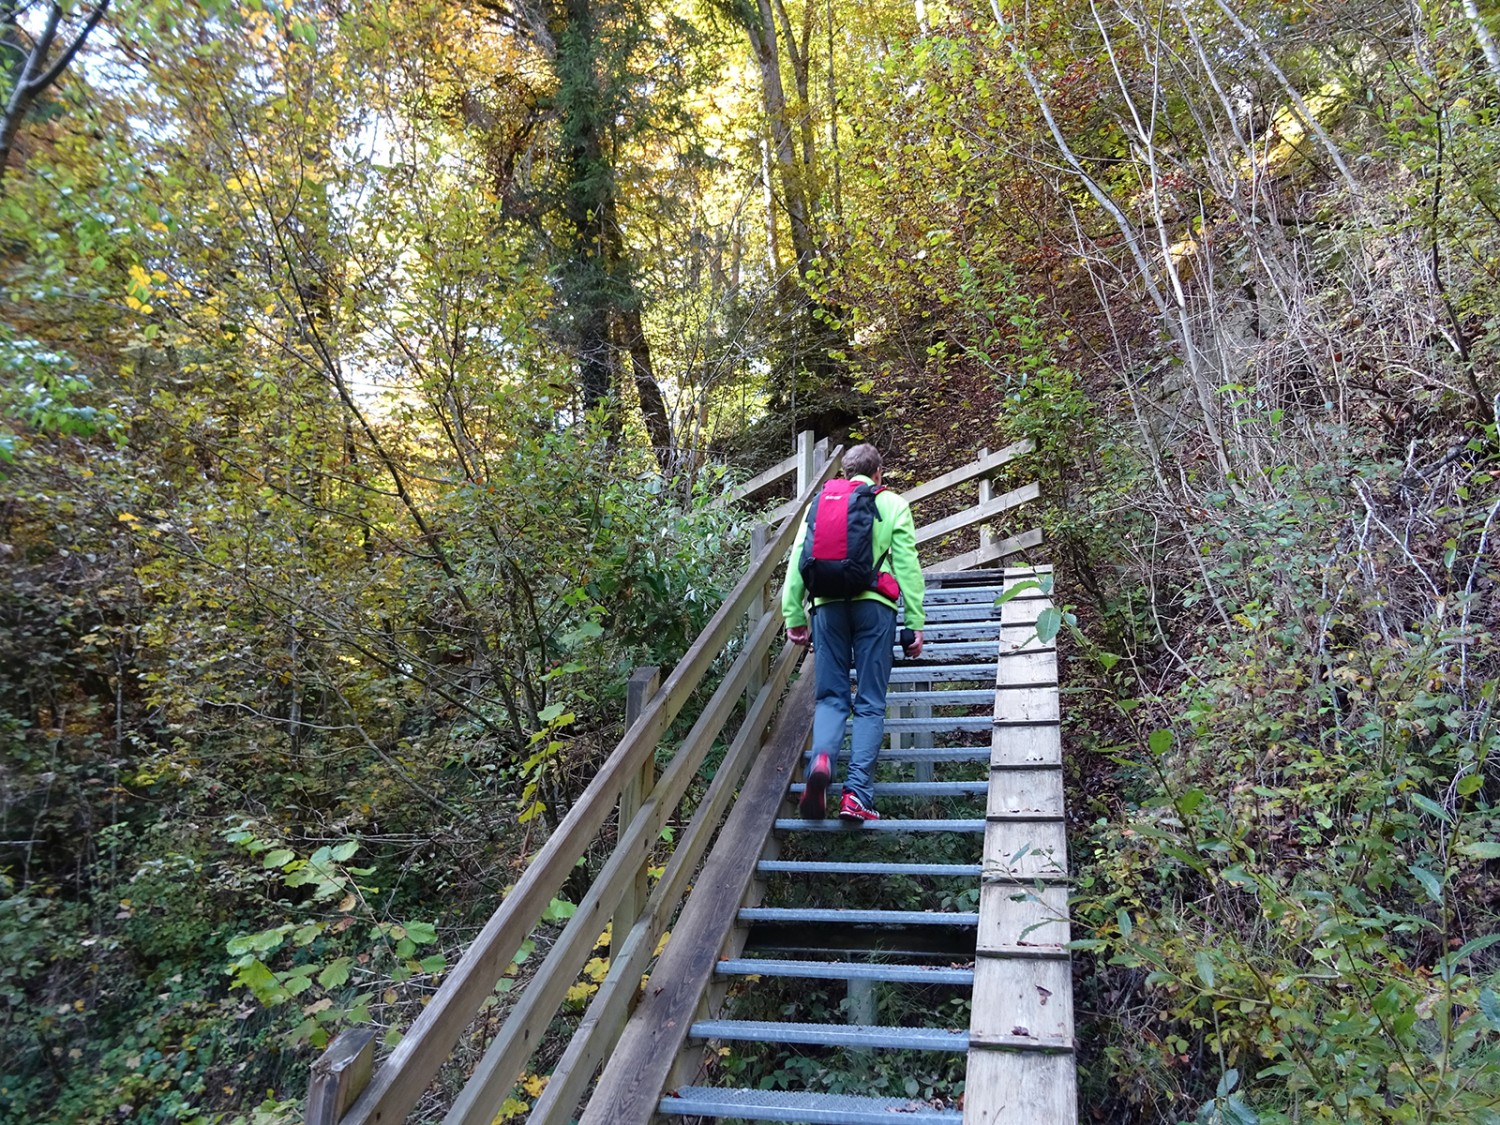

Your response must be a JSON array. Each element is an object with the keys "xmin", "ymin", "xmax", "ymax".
[
  {"xmin": 305, "ymin": 439, "xmax": 1074, "ymax": 1125},
  {"xmin": 654, "ymin": 567, "xmax": 1075, "ymax": 1124}
]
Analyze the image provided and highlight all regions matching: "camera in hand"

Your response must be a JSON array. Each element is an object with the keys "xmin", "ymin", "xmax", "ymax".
[{"xmin": 899, "ymin": 627, "xmax": 917, "ymax": 656}]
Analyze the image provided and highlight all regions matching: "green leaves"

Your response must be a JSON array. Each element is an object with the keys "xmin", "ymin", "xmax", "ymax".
[
  {"xmin": 1035, "ymin": 606, "xmax": 1063, "ymax": 644},
  {"xmin": 1194, "ymin": 950, "xmax": 1216, "ymax": 989},
  {"xmin": 1410, "ymin": 793, "xmax": 1451, "ymax": 822},
  {"xmin": 1407, "ymin": 863, "xmax": 1443, "ymax": 903},
  {"xmin": 317, "ymin": 958, "xmax": 352, "ymax": 989}
]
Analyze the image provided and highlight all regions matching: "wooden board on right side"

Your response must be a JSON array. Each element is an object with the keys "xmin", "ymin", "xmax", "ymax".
[
  {"xmin": 965, "ymin": 568, "xmax": 1076, "ymax": 1125},
  {"xmin": 963, "ymin": 1048, "xmax": 1078, "ymax": 1124}
]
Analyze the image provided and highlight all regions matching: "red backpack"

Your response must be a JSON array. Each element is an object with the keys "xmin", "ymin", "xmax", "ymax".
[{"xmin": 798, "ymin": 479, "xmax": 891, "ymax": 599}]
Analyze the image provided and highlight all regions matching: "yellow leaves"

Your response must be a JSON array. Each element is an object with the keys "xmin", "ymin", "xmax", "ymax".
[
  {"xmin": 564, "ymin": 981, "xmax": 597, "ymax": 1004},
  {"xmin": 125, "ymin": 264, "xmax": 157, "ymax": 316},
  {"xmin": 521, "ymin": 1074, "xmax": 548, "ymax": 1098},
  {"xmin": 582, "ymin": 956, "xmax": 609, "ymax": 982},
  {"xmin": 496, "ymin": 1096, "xmax": 530, "ymax": 1120}
]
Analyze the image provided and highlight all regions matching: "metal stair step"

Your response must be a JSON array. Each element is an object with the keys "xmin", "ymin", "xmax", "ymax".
[
  {"xmin": 879, "ymin": 747, "xmax": 989, "ymax": 762},
  {"xmin": 883, "ymin": 688, "xmax": 996, "ymax": 706},
  {"xmin": 774, "ymin": 818, "xmax": 986, "ymax": 833},
  {"xmin": 716, "ymin": 958, "xmax": 975, "ymax": 985},
  {"xmin": 689, "ymin": 1020, "xmax": 970, "ymax": 1052},
  {"xmin": 758, "ymin": 859, "xmax": 982, "ymax": 877},
  {"xmin": 887, "ymin": 663, "xmax": 1000, "ymax": 683},
  {"xmin": 909, "ymin": 642, "xmax": 1007, "ymax": 661},
  {"xmin": 903, "ymin": 604, "xmax": 1003, "ymax": 624},
  {"xmin": 918, "ymin": 587, "xmax": 1010, "ymax": 605},
  {"xmin": 660, "ymin": 1086, "xmax": 963, "ymax": 1123},
  {"xmin": 739, "ymin": 907, "xmax": 978, "ymax": 927},
  {"xmin": 895, "ymin": 621, "xmax": 1007, "ymax": 642},
  {"xmin": 788, "ymin": 781, "xmax": 988, "ymax": 798},
  {"xmin": 841, "ymin": 715, "xmax": 993, "ymax": 733}
]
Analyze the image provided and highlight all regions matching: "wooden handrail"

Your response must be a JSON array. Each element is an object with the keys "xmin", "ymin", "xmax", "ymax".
[
  {"xmin": 335, "ymin": 448, "xmax": 845, "ymax": 1125},
  {"xmin": 913, "ymin": 482, "xmax": 1040, "ymax": 548},
  {"xmin": 578, "ymin": 668, "xmax": 819, "ymax": 1122},
  {"xmin": 927, "ymin": 527, "xmax": 1044, "ymax": 574},
  {"xmin": 526, "ymin": 638, "xmax": 805, "ymax": 1123},
  {"xmin": 443, "ymin": 610, "xmax": 784, "ymax": 1124},
  {"xmin": 724, "ymin": 452, "xmax": 797, "ymax": 504},
  {"xmin": 901, "ymin": 438, "xmax": 1034, "ymax": 507},
  {"xmin": 722, "ymin": 429, "xmax": 825, "ymax": 505}
]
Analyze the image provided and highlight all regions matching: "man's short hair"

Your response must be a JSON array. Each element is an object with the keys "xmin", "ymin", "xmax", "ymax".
[{"xmin": 844, "ymin": 443, "xmax": 883, "ymax": 479}]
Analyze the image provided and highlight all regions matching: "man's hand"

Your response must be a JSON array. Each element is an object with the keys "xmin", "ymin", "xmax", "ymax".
[
  {"xmin": 907, "ymin": 629, "xmax": 924, "ymax": 658},
  {"xmin": 787, "ymin": 624, "xmax": 811, "ymax": 647}
]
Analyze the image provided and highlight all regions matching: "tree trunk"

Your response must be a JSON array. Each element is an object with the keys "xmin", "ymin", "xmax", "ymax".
[
  {"xmin": 0, "ymin": 1, "xmax": 110, "ymax": 190},
  {"xmin": 745, "ymin": 0, "xmax": 816, "ymax": 281},
  {"xmin": 617, "ymin": 306, "xmax": 675, "ymax": 477}
]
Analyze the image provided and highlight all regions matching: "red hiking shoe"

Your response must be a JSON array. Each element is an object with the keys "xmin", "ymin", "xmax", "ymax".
[
  {"xmin": 799, "ymin": 752, "xmax": 832, "ymax": 820},
  {"xmin": 838, "ymin": 791, "xmax": 880, "ymax": 823}
]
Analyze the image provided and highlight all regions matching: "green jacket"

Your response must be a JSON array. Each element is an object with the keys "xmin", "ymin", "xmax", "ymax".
[{"xmin": 781, "ymin": 475, "xmax": 926, "ymax": 629}]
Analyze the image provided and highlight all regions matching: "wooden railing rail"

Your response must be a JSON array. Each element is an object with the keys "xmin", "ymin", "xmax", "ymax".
[
  {"xmin": 445, "ymin": 610, "xmax": 782, "ymax": 1124},
  {"xmin": 900, "ymin": 438, "xmax": 1033, "ymax": 506},
  {"xmin": 578, "ymin": 669, "xmax": 818, "ymax": 1123},
  {"xmin": 326, "ymin": 449, "xmax": 845, "ymax": 1125},
  {"xmin": 527, "ymin": 636, "xmax": 806, "ymax": 1124},
  {"xmin": 721, "ymin": 429, "xmax": 828, "ymax": 506},
  {"xmin": 914, "ymin": 481, "xmax": 1040, "ymax": 548}
]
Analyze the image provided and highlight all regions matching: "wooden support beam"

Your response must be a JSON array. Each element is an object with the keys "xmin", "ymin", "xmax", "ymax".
[
  {"xmin": 613, "ymin": 666, "xmax": 660, "ymax": 959},
  {"xmin": 577, "ymin": 670, "xmax": 818, "ymax": 1124},
  {"xmin": 977, "ymin": 447, "xmax": 993, "ymax": 556},
  {"xmin": 305, "ymin": 1029, "xmax": 376, "ymax": 1125},
  {"xmin": 795, "ymin": 429, "xmax": 816, "ymax": 495}
]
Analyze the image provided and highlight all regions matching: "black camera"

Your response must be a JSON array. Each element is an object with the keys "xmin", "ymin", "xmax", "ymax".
[{"xmin": 899, "ymin": 627, "xmax": 917, "ymax": 655}]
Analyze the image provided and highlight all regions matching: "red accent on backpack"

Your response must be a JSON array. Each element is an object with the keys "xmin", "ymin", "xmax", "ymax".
[
  {"xmin": 810, "ymin": 479, "xmax": 858, "ymax": 563},
  {"xmin": 799, "ymin": 479, "xmax": 890, "ymax": 600}
]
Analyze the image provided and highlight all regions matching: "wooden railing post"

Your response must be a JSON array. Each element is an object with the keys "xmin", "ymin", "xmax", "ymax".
[
  {"xmin": 977, "ymin": 446, "xmax": 993, "ymax": 557},
  {"xmin": 614, "ymin": 666, "xmax": 660, "ymax": 949},
  {"xmin": 306, "ymin": 1028, "xmax": 376, "ymax": 1125},
  {"xmin": 747, "ymin": 524, "xmax": 773, "ymax": 701},
  {"xmin": 795, "ymin": 429, "xmax": 816, "ymax": 495}
]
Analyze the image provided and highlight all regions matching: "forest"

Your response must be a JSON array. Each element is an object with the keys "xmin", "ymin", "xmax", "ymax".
[{"xmin": 1, "ymin": 0, "xmax": 1497, "ymax": 1120}]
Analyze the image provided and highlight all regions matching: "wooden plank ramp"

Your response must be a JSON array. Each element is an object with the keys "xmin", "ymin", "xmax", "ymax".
[{"xmin": 581, "ymin": 568, "xmax": 1075, "ymax": 1125}]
